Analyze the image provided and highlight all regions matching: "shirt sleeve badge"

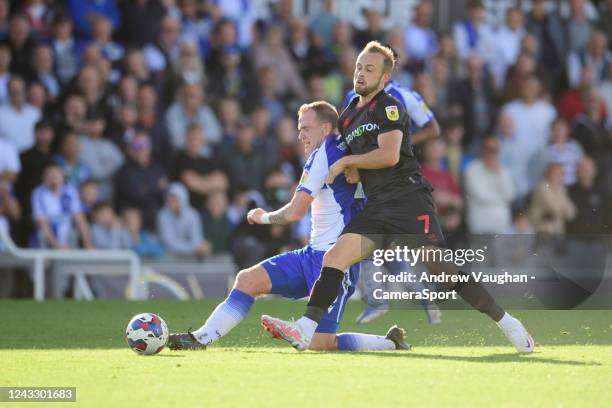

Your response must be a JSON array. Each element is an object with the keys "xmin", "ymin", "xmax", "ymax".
[{"xmin": 385, "ymin": 105, "xmax": 399, "ymax": 121}]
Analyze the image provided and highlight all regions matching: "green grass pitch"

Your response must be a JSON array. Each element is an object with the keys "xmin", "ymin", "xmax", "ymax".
[{"xmin": 1, "ymin": 299, "xmax": 611, "ymax": 407}]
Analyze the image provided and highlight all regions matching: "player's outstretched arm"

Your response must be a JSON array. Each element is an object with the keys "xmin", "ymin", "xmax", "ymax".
[
  {"xmin": 326, "ymin": 130, "xmax": 402, "ymax": 184},
  {"xmin": 247, "ymin": 191, "xmax": 314, "ymax": 225}
]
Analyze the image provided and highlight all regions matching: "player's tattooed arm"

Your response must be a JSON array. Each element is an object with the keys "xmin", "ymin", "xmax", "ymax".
[{"xmin": 247, "ymin": 192, "xmax": 313, "ymax": 225}]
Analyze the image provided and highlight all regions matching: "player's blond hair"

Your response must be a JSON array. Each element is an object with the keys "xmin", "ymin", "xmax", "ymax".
[
  {"xmin": 298, "ymin": 101, "xmax": 338, "ymax": 130},
  {"xmin": 362, "ymin": 41, "xmax": 396, "ymax": 73}
]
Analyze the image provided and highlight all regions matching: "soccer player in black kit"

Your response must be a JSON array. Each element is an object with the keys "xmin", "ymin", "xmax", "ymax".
[{"xmin": 261, "ymin": 41, "xmax": 534, "ymax": 353}]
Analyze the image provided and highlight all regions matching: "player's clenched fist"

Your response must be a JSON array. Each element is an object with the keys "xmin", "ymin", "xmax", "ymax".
[
  {"xmin": 247, "ymin": 208, "xmax": 266, "ymax": 224},
  {"xmin": 344, "ymin": 167, "xmax": 360, "ymax": 184}
]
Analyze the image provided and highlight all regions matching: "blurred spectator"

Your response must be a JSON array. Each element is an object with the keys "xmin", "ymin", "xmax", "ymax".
[
  {"xmin": 210, "ymin": 0, "xmax": 256, "ymax": 48},
  {"xmin": 404, "ymin": 1, "xmax": 438, "ymax": 70},
  {"xmin": 525, "ymin": 0, "xmax": 565, "ymax": 80},
  {"xmin": 3, "ymin": 14, "xmax": 35, "ymax": 77},
  {"xmin": 254, "ymin": 66, "xmax": 285, "ymax": 124},
  {"xmin": 89, "ymin": 14, "xmax": 124, "ymax": 64},
  {"xmin": 449, "ymin": 55, "xmax": 495, "ymax": 151},
  {"xmin": 0, "ymin": 76, "xmax": 41, "ymax": 152},
  {"xmin": 20, "ymin": 0, "xmax": 57, "ymax": 39},
  {"xmin": 567, "ymin": 30, "xmax": 611, "ymax": 88},
  {"xmin": 207, "ymin": 45, "xmax": 256, "ymax": 106},
  {"xmin": 544, "ymin": 117, "xmax": 584, "ymax": 186},
  {"xmin": 572, "ymin": 88, "xmax": 610, "ymax": 158},
  {"xmin": 497, "ymin": 111, "xmax": 533, "ymax": 206},
  {"xmin": 465, "ymin": 137, "xmax": 515, "ymax": 234},
  {"xmin": 136, "ymin": 83, "xmax": 170, "ymax": 165},
  {"xmin": 557, "ymin": 74, "xmax": 607, "ymax": 122},
  {"xmin": 143, "ymin": 14, "xmax": 181, "ymax": 74},
  {"xmin": 201, "ymin": 190, "xmax": 232, "ymax": 254},
  {"xmin": 567, "ymin": 157, "xmax": 606, "ymax": 233},
  {"xmin": 0, "ymin": 0, "xmax": 8, "ymax": 40},
  {"xmin": 275, "ymin": 116, "xmax": 302, "ymax": 182},
  {"xmin": 165, "ymin": 82, "xmax": 222, "ymax": 148},
  {"xmin": 421, "ymin": 138, "xmax": 463, "ymax": 232},
  {"xmin": 217, "ymin": 97, "xmax": 242, "ymax": 141},
  {"xmin": 566, "ymin": 0, "xmax": 593, "ymax": 54},
  {"xmin": 123, "ymin": 49, "xmax": 153, "ymax": 84},
  {"xmin": 430, "ymin": 55, "xmax": 452, "ymax": 118},
  {"xmin": 90, "ymin": 201, "xmax": 123, "ymax": 249},
  {"xmin": 78, "ymin": 179, "xmax": 99, "ymax": 217},
  {"xmin": 54, "ymin": 132, "xmax": 89, "ymax": 187},
  {"xmin": 0, "ymin": 137, "xmax": 19, "ymax": 182},
  {"xmin": 330, "ymin": 21, "xmax": 354, "ymax": 60},
  {"xmin": 204, "ymin": 18, "xmax": 240, "ymax": 70},
  {"xmin": 67, "ymin": 0, "xmax": 120, "ymax": 40},
  {"xmin": 220, "ymin": 120, "xmax": 272, "ymax": 194},
  {"xmin": 442, "ymin": 118, "xmax": 472, "ymax": 182},
  {"xmin": 491, "ymin": 7, "xmax": 525, "ymax": 89},
  {"xmin": 78, "ymin": 112, "xmax": 124, "ymax": 199},
  {"xmin": 163, "ymin": 40, "xmax": 206, "ymax": 104},
  {"xmin": 528, "ymin": 162, "xmax": 576, "ymax": 234},
  {"xmin": 157, "ymin": 181, "xmax": 210, "ymax": 257},
  {"xmin": 14, "ymin": 120, "xmax": 53, "ymax": 243},
  {"xmin": 452, "ymin": 0, "xmax": 494, "ymax": 62},
  {"xmin": 251, "ymin": 24, "xmax": 307, "ymax": 101},
  {"xmin": 28, "ymin": 44, "xmax": 60, "ymax": 100},
  {"xmin": 178, "ymin": 0, "xmax": 212, "ymax": 56},
  {"xmin": 114, "ymin": 133, "xmax": 167, "ymax": 231},
  {"xmin": 119, "ymin": 0, "xmax": 166, "ymax": 48},
  {"xmin": 74, "ymin": 64, "xmax": 109, "ymax": 116},
  {"xmin": 501, "ymin": 76, "xmax": 556, "ymax": 163},
  {"xmin": 0, "ymin": 177, "xmax": 20, "ymax": 242},
  {"xmin": 598, "ymin": 0, "xmax": 612, "ymax": 46},
  {"xmin": 31, "ymin": 164, "xmax": 93, "ymax": 248},
  {"xmin": 120, "ymin": 207, "xmax": 164, "ymax": 257},
  {"xmin": 51, "ymin": 16, "xmax": 79, "ymax": 85},
  {"xmin": 353, "ymin": 6, "xmax": 386, "ymax": 50},
  {"xmin": 170, "ymin": 124, "xmax": 228, "ymax": 208},
  {"xmin": 0, "ymin": 44, "xmax": 10, "ymax": 104},
  {"xmin": 308, "ymin": 0, "xmax": 338, "ymax": 48}
]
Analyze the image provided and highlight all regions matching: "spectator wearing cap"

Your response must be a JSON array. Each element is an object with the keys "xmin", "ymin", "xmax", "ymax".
[
  {"xmin": 157, "ymin": 181, "xmax": 210, "ymax": 257},
  {"xmin": 452, "ymin": 0, "xmax": 495, "ymax": 62},
  {"xmin": 0, "ymin": 76, "xmax": 41, "ymax": 152},
  {"xmin": 78, "ymin": 112, "xmax": 124, "ymax": 200},
  {"xmin": 114, "ymin": 132, "xmax": 167, "ymax": 231},
  {"xmin": 165, "ymin": 82, "xmax": 222, "ymax": 148}
]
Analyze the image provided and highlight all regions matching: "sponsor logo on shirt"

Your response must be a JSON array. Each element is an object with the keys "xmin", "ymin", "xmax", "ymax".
[
  {"xmin": 345, "ymin": 123, "xmax": 379, "ymax": 145},
  {"xmin": 385, "ymin": 105, "xmax": 399, "ymax": 121}
]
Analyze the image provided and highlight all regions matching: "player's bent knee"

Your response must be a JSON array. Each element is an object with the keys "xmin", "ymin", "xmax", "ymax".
[
  {"xmin": 308, "ymin": 333, "xmax": 337, "ymax": 351},
  {"xmin": 233, "ymin": 266, "xmax": 271, "ymax": 297},
  {"xmin": 322, "ymin": 249, "xmax": 351, "ymax": 272}
]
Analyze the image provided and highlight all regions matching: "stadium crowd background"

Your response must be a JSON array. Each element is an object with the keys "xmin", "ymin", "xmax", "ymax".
[{"xmin": 0, "ymin": 0, "xmax": 611, "ymax": 297}]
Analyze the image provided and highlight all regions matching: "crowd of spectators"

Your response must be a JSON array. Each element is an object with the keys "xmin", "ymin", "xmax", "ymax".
[{"xmin": 0, "ymin": 0, "xmax": 611, "ymax": 277}]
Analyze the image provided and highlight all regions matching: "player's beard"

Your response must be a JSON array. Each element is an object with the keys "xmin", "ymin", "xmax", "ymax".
[{"xmin": 355, "ymin": 73, "xmax": 384, "ymax": 97}]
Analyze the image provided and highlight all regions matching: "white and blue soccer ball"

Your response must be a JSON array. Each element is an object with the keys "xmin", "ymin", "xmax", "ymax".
[{"xmin": 126, "ymin": 313, "xmax": 169, "ymax": 355}]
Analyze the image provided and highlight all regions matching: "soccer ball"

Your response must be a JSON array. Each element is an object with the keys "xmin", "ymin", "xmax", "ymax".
[{"xmin": 125, "ymin": 313, "xmax": 169, "ymax": 355}]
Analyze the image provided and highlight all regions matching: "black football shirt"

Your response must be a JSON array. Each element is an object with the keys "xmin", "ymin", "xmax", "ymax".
[{"xmin": 338, "ymin": 89, "xmax": 423, "ymax": 204}]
